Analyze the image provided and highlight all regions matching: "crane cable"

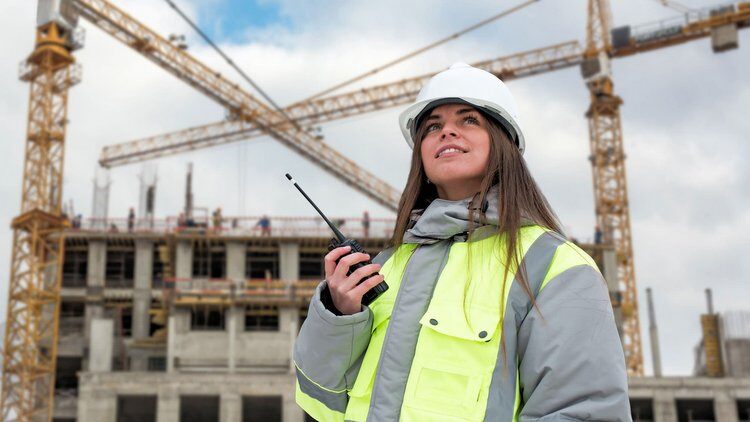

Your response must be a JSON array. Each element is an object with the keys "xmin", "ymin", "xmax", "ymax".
[
  {"xmin": 654, "ymin": 0, "xmax": 694, "ymax": 14},
  {"xmin": 166, "ymin": 0, "xmax": 539, "ymax": 122},
  {"xmin": 300, "ymin": 0, "xmax": 541, "ymax": 102},
  {"xmin": 164, "ymin": 0, "xmax": 306, "ymax": 134}
]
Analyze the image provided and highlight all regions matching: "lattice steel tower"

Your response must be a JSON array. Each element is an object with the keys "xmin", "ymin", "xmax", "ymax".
[{"xmin": 1, "ymin": 3, "xmax": 82, "ymax": 419}]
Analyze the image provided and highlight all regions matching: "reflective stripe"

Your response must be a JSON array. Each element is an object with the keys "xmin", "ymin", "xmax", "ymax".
[
  {"xmin": 296, "ymin": 381, "xmax": 346, "ymax": 422},
  {"xmin": 372, "ymin": 247, "xmax": 395, "ymax": 266},
  {"xmin": 297, "ymin": 368, "xmax": 349, "ymax": 413},
  {"xmin": 367, "ymin": 240, "xmax": 453, "ymax": 421},
  {"xmin": 484, "ymin": 231, "xmax": 564, "ymax": 421}
]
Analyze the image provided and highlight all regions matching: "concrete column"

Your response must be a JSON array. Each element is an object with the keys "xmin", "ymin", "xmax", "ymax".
[
  {"xmin": 279, "ymin": 242, "xmax": 299, "ymax": 286},
  {"xmin": 226, "ymin": 241, "xmax": 246, "ymax": 372},
  {"xmin": 226, "ymin": 241, "xmax": 246, "ymax": 282},
  {"xmin": 715, "ymin": 392, "xmax": 740, "ymax": 422},
  {"xmin": 227, "ymin": 306, "xmax": 243, "ymax": 373},
  {"xmin": 167, "ymin": 313, "xmax": 176, "ymax": 373},
  {"xmin": 87, "ymin": 240, "xmax": 107, "ymax": 288},
  {"xmin": 653, "ymin": 392, "xmax": 678, "ymax": 422},
  {"xmin": 221, "ymin": 392, "xmax": 242, "ymax": 422},
  {"xmin": 133, "ymin": 240, "xmax": 154, "ymax": 339},
  {"xmin": 157, "ymin": 386, "xmax": 180, "ymax": 422},
  {"xmin": 85, "ymin": 240, "xmax": 107, "ymax": 370},
  {"xmin": 175, "ymin": 239, "xmax": 193, "ymax": 281},
  {"xmin": 89, "ymin": 318, "xmax": 113, "ymax": 373}
]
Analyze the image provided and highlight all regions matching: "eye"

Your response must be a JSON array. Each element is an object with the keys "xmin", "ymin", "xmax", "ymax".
[
  {"xmin": 463, "ymin": 115, "xmax": 480, "ymax": 125},
  {"xmin": 425, "ymin": 122, "xmax": 441, "ymax": 133}
]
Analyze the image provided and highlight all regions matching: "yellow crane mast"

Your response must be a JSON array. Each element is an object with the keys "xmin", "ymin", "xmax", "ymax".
[
  {"xmin": 582, "ymin": 0, "xmax": 644, "ymax": 375},
  {"xmin": 1, "ymin": 13, "xmax": 82, "ymax": 421}
]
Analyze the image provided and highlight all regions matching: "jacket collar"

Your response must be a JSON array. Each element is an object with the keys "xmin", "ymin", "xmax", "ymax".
[{"xmin": 403, "ymin": 185, "xmax": 534, "ymax": 244}]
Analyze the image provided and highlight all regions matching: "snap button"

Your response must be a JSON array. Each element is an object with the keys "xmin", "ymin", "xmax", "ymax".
[
  {"xmin": 478, "ymin": 331, "xmax": 487, "ymax": 338},
  {"xmin": 429, "ymin": 318, "xmax": 438, "ymax": 326}
]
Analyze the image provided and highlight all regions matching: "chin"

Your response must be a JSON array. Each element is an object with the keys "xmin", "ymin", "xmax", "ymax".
[{"xmin": 431, "ymin": 169, "xmax": 484, "ymax": 185}]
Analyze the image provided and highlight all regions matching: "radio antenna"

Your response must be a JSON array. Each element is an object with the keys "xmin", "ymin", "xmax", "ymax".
[{"xmin": 286, "ymin": 173, "xmax": 346, "ymax": 242}]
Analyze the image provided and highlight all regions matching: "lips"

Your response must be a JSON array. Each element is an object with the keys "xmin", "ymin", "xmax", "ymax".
[{"xmin": 435, "ymin": 144, "xmax": 467, "ymax": 158}]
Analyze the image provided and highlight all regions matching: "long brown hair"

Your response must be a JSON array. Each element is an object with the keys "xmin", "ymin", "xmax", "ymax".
[{"xmin": 389, "ymin": 108, "xmax": 563, "ymax": 364}]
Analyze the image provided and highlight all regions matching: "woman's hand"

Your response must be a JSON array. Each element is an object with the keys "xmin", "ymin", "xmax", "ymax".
[{"xmin": 324, "ymin": 246, "xmax": 384, "ymax": 315}]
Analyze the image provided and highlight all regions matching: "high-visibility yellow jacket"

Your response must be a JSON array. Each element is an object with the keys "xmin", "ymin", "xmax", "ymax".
[{"xmin": 294, "ymin": 193, "xmax": 630, "ymax": 421}]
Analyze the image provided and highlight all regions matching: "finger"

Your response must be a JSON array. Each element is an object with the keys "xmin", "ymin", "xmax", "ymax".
[
  {"xmin": 333, "ymin": 252, "xmax": 370, "ymax": 280},
  {"xmin": 343, "ymin": 263, "xmax": 382, "ymax": 290},
  {"xmin": 324, "ymin": 246, "xmax": 352, "ymax": 278},
  {"xmin": 350, "ymin": 274, "xmax": 385, "ymax": 300}
]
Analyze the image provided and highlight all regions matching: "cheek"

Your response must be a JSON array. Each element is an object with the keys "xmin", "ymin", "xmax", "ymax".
[
  {"xmin": 420, "ymin": 138, "xmax": 437, "ymax": 174},
  {"xmin": 467, "ymin": 131, "xmax": 491, "ymax": 172}
]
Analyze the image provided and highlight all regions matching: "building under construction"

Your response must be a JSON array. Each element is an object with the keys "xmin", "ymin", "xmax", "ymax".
[
  {"xmin": 49, "ymin": 212, "xmax": 622, "ymax": 422},
  {"xmin": 46, "ymin": 213, "xmax": 750, "ymax": 422}
]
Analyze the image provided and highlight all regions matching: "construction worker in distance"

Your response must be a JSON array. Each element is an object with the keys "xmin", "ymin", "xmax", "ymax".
[
  {"xmin": 294, "ymin": 63, "xmax": 630, "ymax": 421},
  {"xmin": 362, "ymin": 210, "xmax": 371, "ymax": 238}
]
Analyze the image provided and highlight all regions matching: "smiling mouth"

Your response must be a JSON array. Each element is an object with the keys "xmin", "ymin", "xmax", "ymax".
[{"xmin": 436, "ymin": 147, "xmax": 466, "ymax": 158}]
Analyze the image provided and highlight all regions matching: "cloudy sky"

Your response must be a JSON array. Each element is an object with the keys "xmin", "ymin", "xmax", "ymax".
[{"xmin": 1, "ymin": 0, "xmax": 748, "ymax": 376}]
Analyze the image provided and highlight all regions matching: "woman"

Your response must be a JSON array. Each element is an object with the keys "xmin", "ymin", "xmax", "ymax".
[{"xmin": 294, "ymin": 63, "xmax": 630, "ymax": 421}]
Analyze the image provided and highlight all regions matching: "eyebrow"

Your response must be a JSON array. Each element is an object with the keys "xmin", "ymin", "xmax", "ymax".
[{"xmin": 425, "ymin": 107, "xmax": 478, "ymax": 121}]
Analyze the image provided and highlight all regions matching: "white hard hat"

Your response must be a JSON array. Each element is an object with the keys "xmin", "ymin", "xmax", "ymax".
[{"xmin": 398, "ymin": 62, "xmax": 525, "ymax": 155}]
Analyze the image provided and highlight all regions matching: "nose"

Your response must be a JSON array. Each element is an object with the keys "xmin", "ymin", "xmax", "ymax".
[{"xmin": 440, "ymin": 122, "xmax": 459, "ymax": 140}]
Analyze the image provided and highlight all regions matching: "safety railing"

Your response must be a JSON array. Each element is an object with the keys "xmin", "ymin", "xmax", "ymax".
[
  {"xmin": 64, "ymin": 215, "xmax": 395, "ymax": 239},
  {"xmin": 160, "ymin": 277, "xmax": 321, "ymax": 303}
]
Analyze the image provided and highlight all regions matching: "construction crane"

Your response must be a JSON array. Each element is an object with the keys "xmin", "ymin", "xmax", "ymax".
[
  {"xmin": 100, "ymin": 4, "xmax": 750, "ymax": 166},
  {"xmin": 2, "ymin": 0, "xmax": 749, "ymax": 420}
]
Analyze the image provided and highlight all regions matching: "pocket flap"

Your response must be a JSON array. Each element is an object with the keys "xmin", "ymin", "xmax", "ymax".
[{"xmin": 419, "ymin": 302, "xmax": 500, "ymax": 342}]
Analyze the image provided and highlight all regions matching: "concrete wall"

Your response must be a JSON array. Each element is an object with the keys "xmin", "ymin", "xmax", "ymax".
[
  {"xmin": 77, "ymin": 372, "xmax": 305, "ymax": 422},
  {"xmin": 172, "ymin": 307, "xmax": 298, "ymax": 369},
  {"xmin": 725, "ymin": 339, "xmax": 750, "ymax": 377},
  {"xmin": 629, "ymin": 376, "xmax": 750, "ymax": 422}
]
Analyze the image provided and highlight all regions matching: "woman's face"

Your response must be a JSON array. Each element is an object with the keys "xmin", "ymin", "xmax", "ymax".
[{"xmin": 419, "ymin": 103, "xmax": 491, "ymax": 200}]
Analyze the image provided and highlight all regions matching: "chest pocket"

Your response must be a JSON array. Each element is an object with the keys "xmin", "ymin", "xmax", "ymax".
[{"xmin": 400, "ymin": 304, "xmax": 502, "ymax": 421}]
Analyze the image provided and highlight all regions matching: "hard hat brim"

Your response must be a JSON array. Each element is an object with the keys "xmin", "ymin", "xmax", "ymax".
[{"xmin": 398, "ymin": 97, "xmax": 525, "ymax": 155}]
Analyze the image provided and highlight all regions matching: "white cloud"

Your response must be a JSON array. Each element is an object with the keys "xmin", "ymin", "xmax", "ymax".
[{"xmin": 1, "ymin": 0, "xmax": 748, "ymax": 376}]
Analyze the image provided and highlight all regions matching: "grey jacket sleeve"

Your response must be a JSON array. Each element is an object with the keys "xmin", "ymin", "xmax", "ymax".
[
  {"xmin": 294, "ymin": 280, "xmax": 373, "ymax": 392},
  {"xmin": 293, "ymin": 248, "xmax": 393, "ymax": 395},
  {"xmin": 517, "ymin": 265, "xmax": 632, "ymax": 421}
]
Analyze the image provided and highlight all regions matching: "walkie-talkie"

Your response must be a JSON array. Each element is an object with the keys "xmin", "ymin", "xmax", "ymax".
[{"xmin": 285, "ymin": 173, "xmax": 388, "ymax": 306}]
